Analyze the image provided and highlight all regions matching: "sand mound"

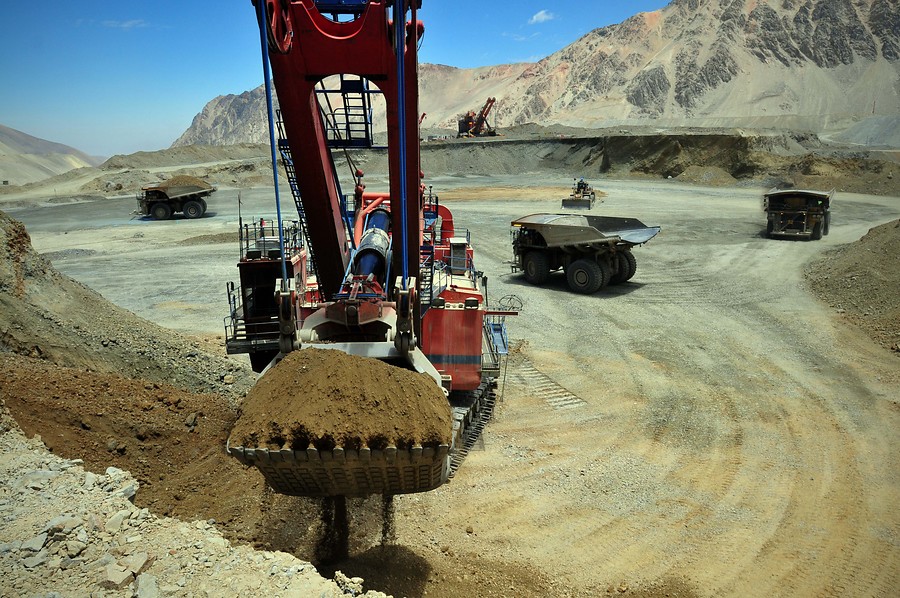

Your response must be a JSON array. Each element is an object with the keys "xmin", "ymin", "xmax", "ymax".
[
  {"xmin": 0, "ymin": 209, "xmax": 253, "ymax": 398},
  {"xmin": 676, "ymin": 165, "xmax": 738, "ymax": 186},
  {"xmin": 155, "ymin": 174, "xmax": 213, "ymax": 189},
  {"xmin": 230, "ymin": 349, "xmax": 452, "ymax": 451},
  {"xmin": 806, "ymin": 219, "xmax": 900, "ymax": 352}
]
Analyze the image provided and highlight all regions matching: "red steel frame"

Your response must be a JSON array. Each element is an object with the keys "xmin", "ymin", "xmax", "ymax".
[
  {"xmin": 259, "ymin": 1, "xmax": 493, "ymax": 392},
  {"xmin": 259, "ymin": 0, "xmax": 424, "ymax": 303}
]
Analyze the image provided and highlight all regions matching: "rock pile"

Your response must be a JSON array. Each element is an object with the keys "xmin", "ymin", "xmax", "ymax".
[
  {"xmin": 0, "ymin": 402, "xmax": 387, "ymax": 597},
  {"xmin": 806, "ymin": 218, "xmax": 900, "ymax": 354},
  {"xmin": 0, "ymin": 209, "xmax": 254, "ymax": 401}
]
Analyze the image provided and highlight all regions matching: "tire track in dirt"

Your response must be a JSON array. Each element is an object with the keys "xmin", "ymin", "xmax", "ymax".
[{"xmin": 513, "ymin": 360, "xmax": 586, "ymax": 410}]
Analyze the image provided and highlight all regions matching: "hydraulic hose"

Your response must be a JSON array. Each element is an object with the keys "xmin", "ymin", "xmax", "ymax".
[
  {"xmin": 256, "ymin": 0, "xmax": 290, "ymax": 287},
  {"xmin": 393, "ymin": 1, "xmax": 409, "ymax": 288}
]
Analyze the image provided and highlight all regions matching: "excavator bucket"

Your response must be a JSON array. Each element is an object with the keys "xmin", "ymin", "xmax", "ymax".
[
  {"xmin": 226, "ymin": 441, "xmax": 451, "ymax": 497},
  {"xmin": 225, "ymin": 346, "xmax": 456, "ymax": 498}
]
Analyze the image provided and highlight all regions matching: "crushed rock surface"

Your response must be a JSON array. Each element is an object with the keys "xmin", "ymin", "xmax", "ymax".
[
  {"xmin": 806, "ymin": 218, "xmax": 900, "ymax": 353},
  {"xmin": 0, "ymin": 400, "xmax": 386, "ymax": 598}
]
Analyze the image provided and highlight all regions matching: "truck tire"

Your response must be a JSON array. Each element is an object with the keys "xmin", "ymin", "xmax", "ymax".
[
  {"xmin": 765, "ymin": 219, "xmax": 774, "ymax": 238},
  {"xmin": 611, "ymin": 250, "xmax": 637, "ymax": 284},
  {"xmin": 566, "ymin": 259, "xmax": 603, "ymax": 294},
  {"xmin": 597, "ymin": 259, "xmax": 613, "ymax": 288},
  {"xmin": 200, "ymin": 198, "xmax": 208, "ymax": 215},
  {"xmin": 523, "ymin": 251, "xmax": 550, "ymax": 285},
  {"xmin": 183, "ymin": 200, "xmax": 204, "ymax": 219},
  {"xmin": 824, "ymin": 212, "xmax": 831, "ymax": 236},
  {"xmin": 811, "ymin": 220, "xmax": 823, "ymax": 240},
  {"xmin": 150, "ymin": 202, "xmax": 172, "ymax": 220}
]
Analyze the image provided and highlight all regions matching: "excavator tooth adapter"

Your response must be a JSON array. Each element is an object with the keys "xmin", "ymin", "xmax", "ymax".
[{"xmin": 226, "ymin": 441, "xmax": 451, "ymax": 498}]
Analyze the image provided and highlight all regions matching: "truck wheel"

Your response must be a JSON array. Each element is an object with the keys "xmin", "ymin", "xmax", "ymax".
[
  {"xmin": 824, "ymin": 212, "xmax": 831, "ymax": 235},
  {"xmin": 150, "ymin": 203, "xmax": 172, "ymax": 220},
  {"xmin": 566, "ymin": 259, "xmax": 603, "ymax": 294},
  {"xmin": 523, "ymin": 251, "xmax": 550, "ymax": 285},
  {"xmin": 183, "ymin": 200, "xmax": 203, "ymax": 219},
  {"xmin": 611, "ymin": 251, "xmax": 637, "ymax": 284},
  {"xmin": 811, "ymin": 221, "xmax": 823, "ymax": 240},
  {"xmin": 200, "ymin": 199, "xmax": 208, "ymax": 215},
  {"xmin": 765, "ymin": 220, "xmax": 774, "ymax": 238},
  {"xmin": 621, "ymin": 250, "xmax": 637, "ymax": 282},
  {"xmin": 597, "ymin": 259, "xmax": 613, "ymax": 288}
]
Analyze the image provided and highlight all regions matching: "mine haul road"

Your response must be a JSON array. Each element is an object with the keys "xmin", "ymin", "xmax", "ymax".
[{"xmin": 12, "ymin": 175, "xmax": 900, "ymax": 597}]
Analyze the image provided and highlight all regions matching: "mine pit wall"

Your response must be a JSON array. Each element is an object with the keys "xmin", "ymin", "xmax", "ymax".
[
  {"xmin": 393, "ymin": 134, "xmax": 896, "ymax": 195},
  {"xmin": 413, "ymin": 134, "xmax": 806, "ymax": 180}
]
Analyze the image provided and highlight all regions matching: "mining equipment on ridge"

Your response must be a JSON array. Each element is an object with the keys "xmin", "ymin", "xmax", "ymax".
[
  {"xmin": 457, "ymin": 97, "xmax": 499, "ymax": 138},
  {"xmin": 223, "ymin": 0, "xmax": 514, "ymax": 498}
]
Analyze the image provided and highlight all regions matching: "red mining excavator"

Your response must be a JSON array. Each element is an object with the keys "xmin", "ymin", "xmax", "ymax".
[
  {"xmin": 457, "ymin": 97, "xmax": 498, "ymax": 137},
  {"xmin": 224, "ymin": 0, "xmax": 513, "ymax": 497}
]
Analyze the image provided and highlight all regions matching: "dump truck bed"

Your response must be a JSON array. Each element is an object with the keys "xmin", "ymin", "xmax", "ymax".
[
  {"xmin": 141, "ymin": 184, "xmax": 215, "ymax": 200},
  {"xmin": 764, "ymin": 188, "xmax": 833, "ymax": 208},
  {"xmin": 512, "ymin": 213, "xmax": 660, "ymax": 247},
  {"xmin": 763, "ymin": 188, "xmax": 833, "ymax": 239}
]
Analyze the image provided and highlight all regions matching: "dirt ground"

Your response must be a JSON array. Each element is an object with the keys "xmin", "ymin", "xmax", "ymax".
[{"xmin": 2, "ymin": 167, "xmax": 899, "ymax": 597}]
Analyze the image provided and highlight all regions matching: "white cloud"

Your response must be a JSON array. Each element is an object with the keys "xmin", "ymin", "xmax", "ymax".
[
  {"xmin": 528, "ymin": 10, "xmax": 555, "ymax": 25},
  {"xmin": 502, "ymin": 31, "xmax": 541, "ymax": 42},
  {"xmin": 102, "ymin": 19, "xmax": 148, "ymax": 30}
]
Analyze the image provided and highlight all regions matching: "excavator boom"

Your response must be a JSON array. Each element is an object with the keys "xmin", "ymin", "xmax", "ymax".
[{"xmin": 225, "ymin": 0, "xmax": 513, "ymax": 498}]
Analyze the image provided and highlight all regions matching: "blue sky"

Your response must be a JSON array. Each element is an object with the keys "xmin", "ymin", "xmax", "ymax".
[{"xmin": 0, "ymin": 1, "xmax": 668, "ymax": 157}]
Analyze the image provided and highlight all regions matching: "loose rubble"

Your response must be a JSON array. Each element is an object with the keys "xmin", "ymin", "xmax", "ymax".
[
  {"xmin": 0, "ymin": 402, "xmax": 388, "ymax": 597},
  {"xmin": 0, "ymin": 208, "xmax": 255, "ymax": 403}
]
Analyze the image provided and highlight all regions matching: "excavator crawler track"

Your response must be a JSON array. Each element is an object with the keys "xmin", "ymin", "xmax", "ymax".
[{"xmin": 449, "ymin": 381, "xmax": 498, "ymax": 476}]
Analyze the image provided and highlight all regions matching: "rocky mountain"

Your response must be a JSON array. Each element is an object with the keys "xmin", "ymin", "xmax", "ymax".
[
  {"xmin": 172, "ymin": 87, "xmax": 274, "ymax": 147},
  {"xmin": 0, "ymin": 125, "xmax": 103, "ymax": 186},
  {"xmin": 173, "ymin": 0, "xmax": 900, "ymax": 147}
]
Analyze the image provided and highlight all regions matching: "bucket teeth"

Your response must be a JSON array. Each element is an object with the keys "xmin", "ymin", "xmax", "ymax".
[{"xmin": 226, "ymin": 441, "xmax": 451, "ymax": 497}]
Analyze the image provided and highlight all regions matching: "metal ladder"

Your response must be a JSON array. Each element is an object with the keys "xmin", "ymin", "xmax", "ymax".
[
  {"xmin": 275, "ymin": 111, "xmax": 318, "ymax": 282},
  {"xmin": 316, "ymin": 75, "xmax": 383, "ymax": 149}
]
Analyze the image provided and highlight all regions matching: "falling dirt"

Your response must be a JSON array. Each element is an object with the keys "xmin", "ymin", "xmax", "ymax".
[{"xmin": 230, "ymin": 348, "xmax": 452, "ymax": 451}]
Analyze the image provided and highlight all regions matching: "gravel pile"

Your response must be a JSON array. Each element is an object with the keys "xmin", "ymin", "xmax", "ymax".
[
  {"xmin": 806, "ymin": 218, "xmax": 900, "ymax": 353},
  {"xmin": 0, "ymin": 403, "xmax": 386, "ymax": 597}
]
